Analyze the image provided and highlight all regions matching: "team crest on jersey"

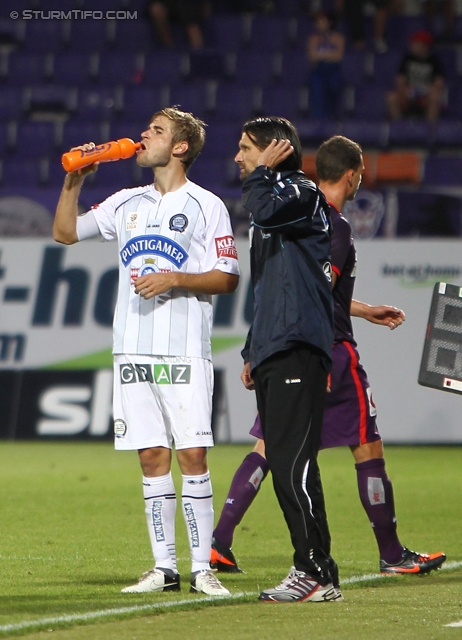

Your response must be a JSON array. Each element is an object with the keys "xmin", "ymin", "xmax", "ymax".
[
  {"xmin": 169, "ymin": 213, "xmax": 188, "ymax": 232},
  {"xmin": 343, "ymin": 190, "xmax": 385, "ymax": 239},
  {"xmin": 215, "ymin": 235, "xmax": 238, "ymax": 259},
  {"xmin": 126, "ymin": 212, "xmax": 139, "ymax": 231},
  {"xmin": 131, "ymin": 258, "xmax": 171, "ymax": 284}
]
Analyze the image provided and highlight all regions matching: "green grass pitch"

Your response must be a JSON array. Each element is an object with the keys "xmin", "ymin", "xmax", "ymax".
[{"xmin": 0, "ymin": 442, "xmax": 461, "ymax": 639}]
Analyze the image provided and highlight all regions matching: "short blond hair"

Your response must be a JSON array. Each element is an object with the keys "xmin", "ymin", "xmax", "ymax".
[{"xmin": 151, "ymin": 106, "xmax": 206, "ymax": 170}]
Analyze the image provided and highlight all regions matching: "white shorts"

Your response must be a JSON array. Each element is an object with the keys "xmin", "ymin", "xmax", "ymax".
[{"xmin": 113, "ymin": 354, "xmax": 214, "ymax": 451}]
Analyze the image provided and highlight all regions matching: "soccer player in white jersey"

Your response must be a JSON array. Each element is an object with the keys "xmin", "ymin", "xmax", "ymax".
[{"xmin": 53, "ymin": 107, "xmax": 240, "ymax": 596}]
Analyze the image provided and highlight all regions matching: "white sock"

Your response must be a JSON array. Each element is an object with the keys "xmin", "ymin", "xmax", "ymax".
[
  {"xmin": 182, "ymin": 472, "xmax": 214, "ymax": 573},
  {"xmin": 142, "ymin": 473, "xmax": 177, "ymax": 574}
]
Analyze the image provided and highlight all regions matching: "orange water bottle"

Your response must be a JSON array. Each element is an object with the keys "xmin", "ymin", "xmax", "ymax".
[{"xmin": 62, "ymin": 138, "xmax": 142, "ymax": 173}]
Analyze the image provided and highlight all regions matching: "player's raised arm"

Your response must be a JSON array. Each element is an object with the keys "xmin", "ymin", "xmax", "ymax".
[{"xmin": 53, "ymin": 143, "xmax": 99, "ymax": 245}]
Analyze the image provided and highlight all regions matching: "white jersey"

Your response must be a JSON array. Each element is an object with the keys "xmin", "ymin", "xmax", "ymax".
[{"xmin": 79, "ymin": 180, "xmax": 239, "ymax": 360}]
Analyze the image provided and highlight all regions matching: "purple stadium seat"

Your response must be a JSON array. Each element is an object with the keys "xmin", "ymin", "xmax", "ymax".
[
  {"xmin": 109, "ymin": 121, "xmax": 146, "ymax": 143},
  {"xmin": 247, "ymin": 14, "xmax": 291, "ymax": 52},
  {"xmin": 261, "ymin": 86, "xmax": 304, "ymax": 121},
  {"xmin": 0, "ymin": 87, "xmax": 23, "ymax": 121},
  {"xmin": 52, "ymin": 52, "xmax": 94, "ymax": 86},
  {"xmin": 351, "ymin": 85, "xmax": 388, "ymax": 120},
  {"xmin": 24, "ymin": 85, "xmax": 76, "ymax": 119},
  {"xmin": 122, "ymin": 85, "xmax": 170, "ymax": 122},
  {"xmin": 21, "ymin": 19, "xmax": 65, "ymax": 52},
  {"xmin": 204, "ymin": 13, "xmax": 250, "ymax": 51},
  {"xmin": 61, "ymin": 122, "xmax": 107, "ymax": 152},
  {"xmin": 435, "ymin": 47, "xmax": 458, "ymax": 79},
  {"xmin": 187, "ymin": 156, "xmax": 230, "ymax": 191},
  {"xmin": 169, "ymin": 82, "xmax": 210, "ymax": 119},
  {"xmin": 93, "ymin": 157, "xmax": 137, "ymax": 186},
  {"xmin": 277, "ymin": 51, "xmax": 308, "ymax": 87},
  {"xmin": 423, "ymin": 156, "xmax": 462, "ymax": 186},
  {"xmin": 188, "ymin": 50, "xmax": 226, "ymax": 80},
  {"xmin": 296, "ymin": 119, "xmax": 342, "ymax": 146},
  {"xmin": 445, "ymin": 84, "xmax": 462, "ymax": 119},
  {"xmin": 2, "ymin": 159, "xmax": 44, "ymax": 186},
  {"xmin": 75, "ymin": 87, "xmax": 123, "ymax": 121},
  {"xmin": 388, "ymin": 120, "xmax": 433, "ymax": 148},
  {"xmin": 212, "ymin": 85, "xmax": 258, "ymax": 121},
  {"xmin": 232, "ymin": 51, "xmax": 277, "ymax": 86},
  {"xmin": 370, "ymin": 51, "xmax": 403, "ymax": 88},
  {"xmin": 14, "ymin": 121, "xmax": 58, "ymax": 157},
  {"xmin": 94, "ymin": 52, "xmax": 144, "ymax": 86},
  {"xmin": 433, "ymin": 120, "xmax": 462, "ymax": 148},
  {"xmin": 384, "ymin": 15, "xmax": 426, "ymax": 51},
  {"xmin": 342, "ymin": 120, "xmax": 388, "ymax": 148},
  {"xmin": 202, "ymin": 122, "xmax": 241, "ymax": 158},
  {"xmin": 0, "ymin": 18, "xmax": 26, "ymax": 49},
  {"xmin": 143, "ymin": 50, "xmax": 186, "ymax": 86},
  {"xmin": 5, "ymin": 52, "xmax": 53, "ymax": 85},
  {"xmin": 341, "ymin": 50, "xmax": 369, "ymax": 87},
  {"xmin": 110, "ymin": 17, "xmax": 153, "ymax": 52},
  {"xmin": 65, "ymin": 19, "xmax": 112, "ymax": 52}
]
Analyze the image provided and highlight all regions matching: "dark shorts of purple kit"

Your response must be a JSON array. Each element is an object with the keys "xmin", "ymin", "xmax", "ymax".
[{"xmin": 249, "ymin": 341, "xmax": 382, "ymax": 449}]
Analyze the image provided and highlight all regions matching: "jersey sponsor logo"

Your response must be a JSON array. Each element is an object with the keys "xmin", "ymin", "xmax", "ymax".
[
  {"xmin": 184, "ymin": 502, "xmax": 199, "ymax": 547},
  {"xmin": 120, "ymin": 235, "xmax": 188, "ymax": 268},
  {"xmin": 126, "ymin": 212, "xmax": 139, "ymax": 231},
  {"xmin": 367, "ymin": 477, "xmax": 385, "ymax": 505},
  {"xmin": 323, "ymin": 261, "xmax": 332, "ymax": 283},
  {"xmin": 120, "ymin": 363, "xmax": 191, "ymax": 385},
  {"xmin": 114, "ymin": 418, "xmax": 127, "ymax": 438},
  {"xmin": 152, "ymin": 500, "xmax": 165, "ymax": 542},
  {"xmin": 169, "ymin": 213, "xmax": 188, "ymax": 232},
  {"xmin": 147, "ymin": 220, "xmax": 161, "ymax": 230},
  {"xmin": 285, "ymin": 378, "xmax": 301, "ymax": 384},
  {"xmin": 215, "ymin": 235, "xmax": 238, "ymax": 260}
]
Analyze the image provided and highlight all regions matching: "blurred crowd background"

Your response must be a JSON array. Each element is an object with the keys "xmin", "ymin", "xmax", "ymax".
[{"xmin": 1, "ymin": 0, "xmax": 462, "ymax": 238}]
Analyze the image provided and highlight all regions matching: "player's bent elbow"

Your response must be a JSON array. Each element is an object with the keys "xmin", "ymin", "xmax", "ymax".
[
  {"xmin": 53, "ymin": 228, "xmax": 78, "ymax": 245},
  {"xmin": 222, "ymin": 274, "xmax": 239, "ymax": 294}
]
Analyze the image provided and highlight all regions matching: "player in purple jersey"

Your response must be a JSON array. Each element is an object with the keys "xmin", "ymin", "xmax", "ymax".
[{"xmin": 211, "ymin": 135, "xmax": 446, "ymax": 578}]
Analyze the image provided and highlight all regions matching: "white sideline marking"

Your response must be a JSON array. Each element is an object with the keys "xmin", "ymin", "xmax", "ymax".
[
  {"xmin": 0, "ymin": 593, "xmax": 251, "ymax": 634},
  {"xmin": 0, "ymin": 562, "xmax": 460, "ymax": 635}
]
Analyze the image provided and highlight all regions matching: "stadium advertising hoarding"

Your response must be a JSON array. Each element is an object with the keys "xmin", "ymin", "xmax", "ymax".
[{"xmin": 1, "ymin": 238, "xmax": 462, "ymax": 443}]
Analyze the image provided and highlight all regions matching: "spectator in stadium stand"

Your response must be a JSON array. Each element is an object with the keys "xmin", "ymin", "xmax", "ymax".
[
  {"xmin": 144, "ymin": 0, "xmax": 211, "ymax": 49},
  {"xmin": 339, "ymin": 0, "xmax": 400, "ymax": 53},
  {"xmin": 387, "ymin": 29, "xmax": 446, "ymax": 123},
  {"xmin": 53, "ymin": 107, "xmax": 239, "ymax": 597},
  {"xmin": 233, "ymin": 116, "xmax": 342, "ymax": 603},
  {"xmin": 211, "ymin": 135, "xmax": 447, "ymax": 581},
  {"xmin": 307, "ymin": 11, "xmax": 345, "ymax": 120}
]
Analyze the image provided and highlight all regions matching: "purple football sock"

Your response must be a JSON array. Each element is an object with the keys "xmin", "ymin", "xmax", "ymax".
[
  {"xmin": 355, "ymin": 458, "xmax": 404, "ymax": 564},
  {"xmin": 213, "ymin": 451, "xmax": 269, "ymax": 549}
]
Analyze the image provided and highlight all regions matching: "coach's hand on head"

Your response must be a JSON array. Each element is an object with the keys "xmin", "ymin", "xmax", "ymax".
[{"xmin": 257, "ymin": 139, "xmax": 294, "ymax": 171}]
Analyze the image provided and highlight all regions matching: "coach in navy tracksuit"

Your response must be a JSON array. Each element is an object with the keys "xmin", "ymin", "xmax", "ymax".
[{"xmin": 236, "ymin": 116, "xmax": 340, "ymax": 602}]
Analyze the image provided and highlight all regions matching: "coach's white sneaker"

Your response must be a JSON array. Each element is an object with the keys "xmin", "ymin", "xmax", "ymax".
[
  {"xmin": 190, "ymin": 569, "xmax": 230, "ymax": 596},
  {"xmin": 122, "ymin": 568, "xmax": 180, "ymax": 593}
]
